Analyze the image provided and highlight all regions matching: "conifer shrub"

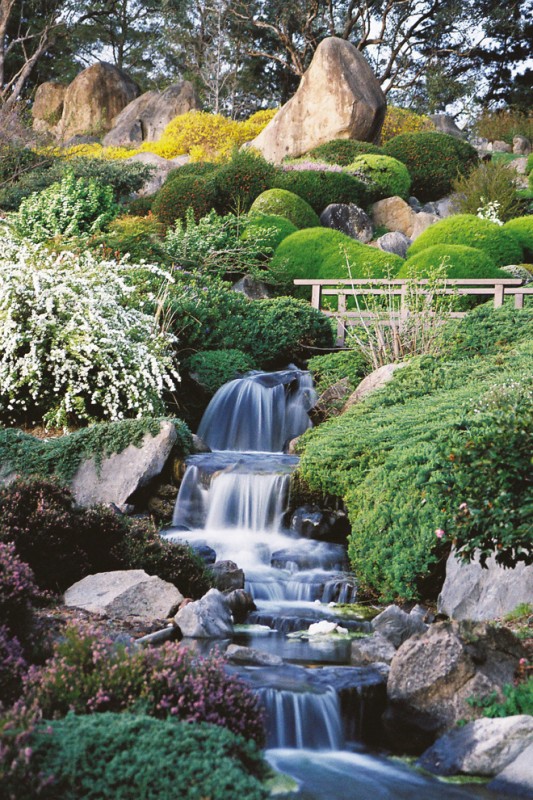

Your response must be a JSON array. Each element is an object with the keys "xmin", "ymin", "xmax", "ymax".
[
  {"xmin": 307, "ymin": 139, "xmax": 384, "ymax": 165},
  {"xmin": 503, "ymin": 215, "xmax": 533, "ymax": 260},
  {"xmin": 185, "ymin": 349, "xmax": 256, "ymax": 394},
  {"xmin": 212, "ymin": 148, "xmax": 276, "ymax": 213},
  {"xmin": 272, "ymin": 169, "xmax": 368, "ymax": 214},
  {"xmin": 406, "ymin": 214, "xmax": 524, "ymax": 267},
  {"xmin": 242, "ymin": 213, "xmax": 298, "ymax": 249},
  {"xmin": 23, "ymin": 714, "xmax": 269, "ymax": 800},
  {"xmin": 92, "ymin": 214, "xmax": 167, "ymax": 264},
  {"xmin": 382, "ymin": 132, "xmax": 479, "ymax": 201},
  {"xmin": 152, "ymin": 173, "xmax": 220, "ymax": 224},
  {"xmin": 347, "ymin": 154, "xmax": 411, "ymax": 201},
  {"xmin": 398, "ymin": 244, "xmax": 506, "ymax": 279},
  {"xmin": 249, "ymin": 188, "xmax": 319, "ymax": 229},
  {"xmin": 438, "ymin": 302, "xmax": 533, "ymax": 360}
]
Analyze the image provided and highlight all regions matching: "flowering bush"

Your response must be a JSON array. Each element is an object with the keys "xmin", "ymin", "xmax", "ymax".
[
  {"xmin": 12, "ymin": 171, "xmax": 118, "ymax": 243},
  {"xmin": 379, "ymin": 106, "xmax": 434, "ymax": 143},
  {"xmin": 0, "ymin": 627, "xmax": 27, "ymax": 705},
  {"xmin": 212, "ymin": 148, "xmax": 275, "ymax": 213},
  {"xmin": 0, "ymin": 231, "xmax": 180, "ymax": 427},
  {"xmin": 0, "ymin": 543, "xmax": 40, "ymax": 631}
]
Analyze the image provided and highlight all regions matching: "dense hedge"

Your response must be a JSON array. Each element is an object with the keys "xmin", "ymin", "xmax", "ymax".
[
  {"xmin": 272, "ymin": 169, "xmax": 368, "ymax": 214},
  {"xmin": 307, "ymin": 139, "xmax": 384, "ymax": 165},
  {"xmin": 383, "ymin": 132, "xmax": 479, "ymax": 201},
  {"xmin": 503, "ymin": 215, "xmax": 533, "ymax": 260},
  {"xmin": 347, "ymin": 154, "xmax": 411, "ymax": 201},
  {"xmin": 249, "ymin": 188, "xmax": 320, "ymax": 228},
  {"xmin": 398, "ymin": 244, "xmax": 506, "ymax": 279},
  {"xmin": 407, "ymin": 214, "xmax": 524, "ymax": 267}
]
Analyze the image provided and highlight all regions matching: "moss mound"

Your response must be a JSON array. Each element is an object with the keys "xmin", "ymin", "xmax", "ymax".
[
  {"xmin": 249, "ymin": 188, "xmax": 319, "ymax": 229},
  {"xmin": 503, "ymin": 215, "xmax": 533, "ymax": 260},
  {"xmin": 308, "ymin": 139, "xmax": 384, "ymax": 165},
  {"xmin": 399, "ymin": 244, "xmax": 506, "ymax": 280},
  {"xmin": 348, "ymin": 154, "xmax": 411, "ymax": 201},
  {"xmin": 242, "ymin": 212, "xmax": 299, "ymax": 249},
  {"xmin": 272, "ymin": 169, "xmax": 368, "ymax": 214}
]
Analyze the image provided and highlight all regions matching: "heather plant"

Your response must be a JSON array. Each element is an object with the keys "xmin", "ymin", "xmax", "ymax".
[
  {"xmin": 346, "ymin": 154, "xmax": 412, "ymax": 201},
  {"xmin": 249, "ymin": 188, "xmax": 320, "ymax": 229},
  {"xmin": 186, "ymin": 350, "xmax": 256, "ymax": 394},
  {"xmin": 0, "ymin": 543, "xmax": 40, "ymax": 632},
  {"xmin": 0, "ymin": 628, "xmax": 27, "ymax": 705},
  {"xmin": 451, "ymin": 160, "xmax": 524, "ymax": 222},
  {"xmin": 0, "ymin": 232, "xmax": 180, "ymax": 427}
]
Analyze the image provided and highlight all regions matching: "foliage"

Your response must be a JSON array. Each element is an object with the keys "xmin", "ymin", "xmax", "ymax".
[
  {"xmin": 407, "ymin": 214, "xmax": 524, "ymax": 267},
  {"xmin": 241, "ymin": 213, "xmax": 299, "ymax": 250},
  {"xmin": 211, "ymin": 148, "xmax": 276, "ymax": 214},
  {"xmin": 0, "ymin": 232, "xmax": 180, "ymax": 427},
  {"xmin": 468, "ymin": 678, "xmax": 533, "ymax": 718},
  {"xmin": 379, "ymin": 106, "xmax": 434, "ymax": 143},
  {"xmin": 126, "ymin": 195, "xmax": 154, "ymax": 217},
  {"xmin": 504, "ymin": 216, "xmax": 533, "ymax": 260},
  {"xmin": 451, "ymin": 160, "xmax": 524, "ymax": 222},
  {"xmin": 23, "ymin": 622, "xmax": 266, "ymax": 745},
  {"xmin": 249, "ymin": 188, "xmax": 320, "ymax": 229},
  {"xmin": 152, "ymin": 173, "xmax": 220, "ymax": 225},
  {"xmin": 272, "ymin": 169, "xmax": 368, "ymax": 214},
  {"xmin": 11, "ymin": 171, "xmax": 119, "ymax": 243},
  {"xmin": 439, "ymin": 302, "xmax": 533, "ymax": 360},
  {"xmin": 186, "ymin": 350, "xmax": 256, "ymax": 394},
  {"xmin": 473, "ymin": 109, "xmax": 533, "ymax": 144},
  {"xmin": 399, "ymin": 245, "xmax": 505, "ymax": 280},
  {"xmin": 347, "ymin": 154, "xmax": 411, "ymax": 201},
  {"xmin": 307, "ymin": 350, "xmax": 368, "ymax": 397},
  {"xmin": 0, "ymin": 542, "xmax": 40, "ymax": 632},
  {"xmin": 90, "ymin": 214, "xmax": 167, "ymax": 264},
  {"xmin": 383, "ymin": 132, "xmax": 479, "ymax": 202},
  {"xmin": 0, "ymin": 627, "xmax": 27, "ymax": 706},
  {"xmin": 307, "ymin": 139, "xmax": 384, "ymax": 166}
]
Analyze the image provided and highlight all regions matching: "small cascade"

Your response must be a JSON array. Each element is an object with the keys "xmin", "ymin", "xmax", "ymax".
[{"xmin": 258, "ymin": 686, "xmax": 344, "ymax": 749}]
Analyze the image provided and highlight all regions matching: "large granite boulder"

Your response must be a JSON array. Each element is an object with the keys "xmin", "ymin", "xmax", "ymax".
[
  {"xmin": 350, "ymin": 633, "xmax": 396, "ymax": 666},
  {"xmin": 438, "ymin": 550, "xmax": 533, "ymax": 621},
  {"xmin": 249, "ymin": 37, "xmax": 386, "ymax": 163},
  {"xmin": 429, "ymin": 114, "xmax": 465, "ymax": 138},
  {"xmin": 174, "ymin": 588, "xmax": 234, "ymax": 638},
  {"xmin": 489, "ymin": 742, "xmax": 533, "ymax": 798},
  {"xmin": 371, "ymin": 196, "xmax": 415, "ymax": 237},
  {"xmin": 57, "ymin": 62, "xmax": 139, "ymax": 141},
  {"xmin": 64, "ymin": 570, "xmax": 183, "ymax": 621},
  {"xmin": 103, "ymin": 81, "xmax": 200, "ymax": 146},
  {"xmin": 384, "ymin": 620, "xmax": 526, "ymax": 753},
  {"xmin": 513, "ymin": 136, "xmax": 531, "ymax": 156},
  {"xmin": 71, "ymin": 420, "xmax": 177, "ymax": 509},
  {"xmin": 320, "ymin": 203, "xmax": 373, "ymax": 242},
  {"xmin": 32, "ymin": 82, "xmax": 67, "ymax": 134}
]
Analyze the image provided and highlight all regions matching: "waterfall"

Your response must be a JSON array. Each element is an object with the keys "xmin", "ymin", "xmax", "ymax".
[{"xmin": 258, "ymin": 686, "xmax": 344, "ymax": 750}]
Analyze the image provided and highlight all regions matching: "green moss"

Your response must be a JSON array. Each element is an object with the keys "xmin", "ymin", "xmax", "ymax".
[
  {"xmin": 347, "ymin": 154, "xmax": 411, "ymax": 201},
  {"xmin": 249, "ymin": 188, "xmax": 319, "ymax": 229},
  {"xmin": 503, "ymin": 215, "xmax": 533, "ymax": 259},
  {"xmin": 242, "ymin": 212, "xmax": 298, "ymax": 249},
  {"xmin": 399, "ymin": 244, "xmax": 505, "ymax": 279},
  {"xmin": 308, "ymin": 139, "xmax": 384, "ymax": 165},
  {"xmin": 272, "ymin": 169, "xmax": 368, "ymax": 214}
]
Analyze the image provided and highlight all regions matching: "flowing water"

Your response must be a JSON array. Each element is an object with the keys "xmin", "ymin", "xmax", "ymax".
[{"xmin": 163, "ymin": 366, "xmax": 498, "ymax": 799}]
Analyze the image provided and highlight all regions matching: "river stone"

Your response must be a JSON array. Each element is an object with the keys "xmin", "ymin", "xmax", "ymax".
[
  {"xmin": 32, "ymin": 82, "xmax": 66, "ymax": 134},
  {"xmin": 225, "ymin": 589, "xmax": 256, "ymax": 623},
  {"xmin": 492, "ymin": 140, "xmax": 512, "ymax": 153},
  {"xmin": 371, "ymin": 604, "xmax": 427, "ymax": 648},
  {"xmin": 211, "ymin": 560, "xmax": 245, "ymax": 592},
  {"xmin": 174, "ymin": 588, "xmax": 234, "ymax": 638},
  {"xmin": 371, "ymin": 196, "xmax": 416, "ymax": 237},
  {"xmin": 64, "ymin": 570, "xmax": 183, "ymax": 621},
  {"xmin": 225, "ymin": 643, "xmax": 283, "ymax": 667},
  {"xmin": 342, "ymin": 363, "xmax": 405, "ymax": 412},
  {"xmin": 320, "ymin": 203, "xmax": 373, "ymax": 243},
  {"xmin": 376, "ymin": 231, "xmax": 412, "ymax": 258},
  {"xmin": 438, "ymin": 550, "xmax": 533, "ymax": 621},
  {"xmin": 489, "ymin": 742, "xmax": 533, "ymax": 798},
  {"xmin": 418, "ymin": 716, "xmax": 533, "ymax": 777},
  {"xmin": 125, "ymin": 152, "xmax": 174, "ymax": 195},
  {"xmin": 290, "ymin": 504, "xmax": 349, "ymax": 543},
  {"xmin": 248, "ymin": 37, "xmax": 386, "ymax": 163},
  {"xmin": 383, "ymin": 620, "xmax": 526, "ymax": 753},
  {"xmin": 350, "ymin": 633, "xmax": 396, "ymax": 666},
  {"xmin": 71, "ymin": 420, "xmax": 177, "ymax": 509}
]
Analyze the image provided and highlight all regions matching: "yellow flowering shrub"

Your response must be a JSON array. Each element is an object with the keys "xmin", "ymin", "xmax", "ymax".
[{"xmin": 380, "ymin": 106, "xmax": 434, "ymax": 144}]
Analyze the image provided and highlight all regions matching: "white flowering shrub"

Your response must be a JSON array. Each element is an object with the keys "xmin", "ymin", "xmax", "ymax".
[
  {"xmin": 11, "ymin": 171, "xmax": 119, "ymax": 243},
  {"xmin": 0, "ymin": 230, "xmax": 180, "ymax": 427}
]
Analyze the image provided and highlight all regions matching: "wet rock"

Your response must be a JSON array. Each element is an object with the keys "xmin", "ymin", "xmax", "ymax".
[
  {"xmin": 211, "ymin": 560, "xmax": 245, "ymax": 592},
  {"xmin": 225, "ymin": 589, "xmax": 256, "ymax": 623},
  {"xmin": 320, "ymin": 203, "xmax": 373, "ymax": 243},
  {"xmin": 189, "ymin": 544, "xmax": 217, "ymax": 565},
  {"xmin": 290, "ymin": 504, "xmax": 350, "ymax": 543},
  {"xmin": 225, "ymin": 644, "xmax": 283, "ymax": 666},
  {"xmin": 174, "ymin": 588, "xmax": 234, "ymax": 638},
  {"xmin": 371, "ymin": 604, "xmax": 427, "ymax": 648},
  {"xmin": 488, "ymin": 741, "xmax": 533, "ymax": 798},
  {"xmin": 350, "ymin": 633, "xmax": 396, "ymax": 666}
]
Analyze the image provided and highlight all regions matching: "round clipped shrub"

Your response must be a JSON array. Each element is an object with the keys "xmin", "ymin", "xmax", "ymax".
[
  {"xmin": 164, "ymin": 161, "xmax": 220, "ymax": 182},
  {"xmin": 383, "ymin": 132, "xmax": 479, "ymax": 201},
  {"xmin": 0, "ymin": 542, "xmax": 40, "ymax": 631},
  {"xmin": 503, "ymin": 215, "xmax": 533, "ymax": 260},
  {"xmin": 186, "ymin": 349, "xmax": 256, "ymax": 394},
  {"xmin": 398, "ymin": 244, "xmax": 506, "ymax": 280},
  {"xmin": 152, "ymin": 173, "xmax": 220, "ymax": 224},
  {"xmin": 249, "ymin": 188, "xmax": 319, "ymax": 229},
  {"xmin": 308, "ymin": 139, "xmax": 384, "ymax": 165},
  {"xmin": 272, "ymin": 169, "xmax": 368, "ymax": 214},
  {"xmin": 24, "ymin": 714, "xmax": 269, "ymax": 800},
  {"xmin": 347, "ymin": 154, "xmax": 411, "ymax": 201},
  {"xmin": 212, "ymin": 148, "xmax": 276, "ymax": 213},
  {"xmin": 407, "ymin": 214, "xmax": 524, "ymax": 267},
  {"xmin": 242, "ymin": 213, "xmax": 298, "ymax": 250}
]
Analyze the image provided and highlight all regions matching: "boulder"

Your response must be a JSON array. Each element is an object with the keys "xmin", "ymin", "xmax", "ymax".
[
  {"xmin": 211, "ymin": 560, "xmax": 245, "ymax": 593},
  {"xmin": 513, "ymin": 136, "xmax": 531, "ymax": 156},
  {"xmin": 351, "ymin": 633, "xmax": 396, "ymax": 666},
  {"xmin": 320, "ymin": 203, "xmax": 373, "ymax": 243},
  {"xmin": 64, "ymin": 570, "xmax": 183, "ymax": 621},
  {"xmin": 32, "ymin": 82, "xmax": 66, "ymax": 134},
  {"xmin": 342, "ymin": 363, "xmax": 405, "ymax": 412},
  {"xmin": 58, "ymin": 62, "xmax": 139, "ymax": 141},
  {"xmin": 384, "ymin": 620, "xmax": 526, "ymax": 753},
  {"xmin": 311, "ymin": 377, "xmax": 353, "ymax": 421},
  {"xmin": 429, "ymin": 114, "xmax": 465, "ymax": 138},
  {"xmin": 492, "ymin": 140, "xmax": 512, "ymax": 153},
  {"xmin": 174, "ymin": 588, "xmax": 234, "ymax": 638},
  {"xmin": 290, "ymin": 504, "xmax": 349, "ymax": 543},
  {"xmin": 371, "ymin": 604, "xmax": 427, "ymax": 648},
  {"xmin": 71, "ymin": 420, "xmax": 177, "ymax": 509},
  {"xmin": 371, "ymin": 196, "xmax": 416, "ymax": 237},
  {"xmin": 249, "ymin": 37, "xmax": 386, "ymax": 163},
  {"xmin": 232, "ymin": 275, "xmax": 274, "ymax": 299},
  {"xmin": 125, "ymin": 151, "xmax": 174, "ymax": 195},
  {"xmin": 225, "ymin": 589, "xmax": 256, "ymax": 623},
  {"xmin": 225, "ymin": 643, "xmax": 284, "ymax": 666},
  {"xmin": 489, "ymin": 741, "xmax": 533, "ymax": 798},
  {"xmin": 103, "ymin": 81, "xmax": 201, "ymax": 146},
  {"xmin": 410, "ymin": 211, "xmax": 439, "ymax": 240},
  {"xmin": 419, "ymin": 716, "xmax": 533, "ymax": 777},
  {"xmin": 375, "ymin": 231, "xmax": 411, "ymax": 258},
  {"xmin": 438, "ymin": 550, "xmax": 533, "ymax": 621}
]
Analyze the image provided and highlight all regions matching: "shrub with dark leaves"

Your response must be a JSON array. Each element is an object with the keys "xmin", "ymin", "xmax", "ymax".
[
  {"xmin": 0, "ymin": 627, "xmax": 27, "ymax": 705},
  {"xmin": 0, "ymin": 542, "xmax": 40, "ymax": 631}
]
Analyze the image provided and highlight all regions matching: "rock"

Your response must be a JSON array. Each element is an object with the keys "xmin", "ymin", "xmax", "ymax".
[
  {"xmin": 174, "ymin": 588, "xmax": 234, "ymax": 638},
  {"xmin": 342, "ymin": 363, "xmax": 405, "ymax": 412},
  {"xmin": 225, "ymin": 589, "xmax": 256, "ymax": 623},
  {"xmin": 57, "ymin": 62, "xmax": 139, "ymax": 141},
  {"xmin": 125, "ymin": 152, "xmax": 174, "ymax": 196},
  {"xmin": 191, "ymin": 434, "xmax": 211, "ymax": 454},
  {"xmin": 64, "ymin": 570, "xmax": 183, "ymax": 621},
  {"xmin": 438, "ymin": 550, "xmax": 533, "ymax": 621},
  {"xmin": 232, "ymin": 275, "xmax": 273, "ymax": 299},
  {"xmin": 429, "ymin": 114, "xmax": 465, "ymax": 138},
  {"xmin": 507, "ymin": 156, "xmax": 529, "ymax": 175},
  {"xmin": 500, "ymin": 264, "xmax": 533, "ymax": 284},
  {"xmin": 249, "ymin": 37, "xmax": 386, "ymax": 163},
  {"xmin": 351, "ymin": 633, "xmax": 397, "ymax": 666},
  {"xmin": 189, "ymin": 544, "xmax": 217, "ymax": 565},
  {"xmin": 383, "ymin": 620, "xmax": 526, "ymax": 753},
  {"xmin": 146, "ymin": 483, "xmax": 177, "ymax": 521},
  {"xmin": 433, "ymin": 196, "xmax": 455, "ymax": 218},
  {"xmin": 103, "ymin": 81, "xmax": 200, "ymax": 146},
  {"xmin": 225, "ymin": 643, "xmax": 283, "ymax": 666},
  {"xmin": 410, "ymin": 211, "xmax": 439, "ymax": 240},
  {"xmin": 408, "ymin": 196, "xmax": 422, "ymax": 211},
  {"xmin": 211, "ymin": 560, "xmax": 245, "ymax": 593},
  {"xmin": 311, "ymin": 377, "xmax": 352, "ymax": 422},
  {"xmin": 290, "ymin": 504, "xmax": 349, "ymax": 543},
  {"xmin": 513, "ymin": 136, "xmax": 531, "ymax": 156},
  {"xmin": 492, "ymin": 140, "xmax": 512, "ymax": 153},
  {"xmin": 32, "ymin": 82, "xmax": 66, "ymax": 134},
  {"xmin": 320, "ymin": 203, "xmax": 373, "ymax": 243},
  {"xmin": 419, "ymin": 716, "xmax": 533, "ymax": 777},
  {"xmin": 371, "ymin": 196, "xmax": 416, "ymax": 237},
  {"xmin": 371, "ymin": 604, "xmax": 427, "ymax": 648},
  {"xmin": 71, "ymin": 420, "xmax": 177, "ymax": 509},
  {"xmin": 376, "ymin": 231, "xmax": 412, "ymax": 258},
  {"xmin": 489, "ymin": 741, "xmax": 533, "ymax": 798}
]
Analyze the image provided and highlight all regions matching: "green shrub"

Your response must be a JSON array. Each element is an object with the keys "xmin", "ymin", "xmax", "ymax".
[
  {"xmin": 439, "ymin": 302, "xmax": 533, "ymax": 360},
  {"xmin": 272, "ymin": 169, "xmax": 368, "ymax": 214},
  {"xmin": 308, "ymin": 350, "xmax": 368, "ymax": 397},
  {"xmin": 152, "ymin": 173, "xmax": 220, "ymax": 225},
  {"xmin": 165, "ymin": 161, "xmax": 220, "ymax": 181},
  {"xmin": 12, "ymin": 171, "xmax": 119, "ymax": 242},
  {"xmin": 380, "ymin": 106, "xmax": 434, "ymax": 143},
  {"xmin": 474, "ymin": 109, "xmax": 533, "ymax": 145},
  {"xmin": 468, "ymin": 678, "xmax": 533, "ymax": 718},
  {"xmin": 249, "ymin": 188, "xmax": 320, "ymax": 229},
  {"xmin": 212, "ymin": 148, "xmax": 276, "ymax": 213},
  {"xmin": 503, "ymin": 215, "xmax": 533, "ymax": 260},
  {"xmin": 186, "ymin": 349, "xmax": 256, "ymax": 393},
  {"xmin": 398, "ymin": 244, "xmax": 505, "ymax": 279},
  {"xmin": 307, "ymin": 139, "xmax": 384, "ymax": 165},
  {"xmin": 347, "ymin": 154, "xmax": 411, "ymax": 201},
  {"xmin": 91, "ymin": 214, "xmax": 167, "ymax": 264},
  {"xmin": 527, "ymin": 154, "xmax": 533, "ymax": 174},
  {"xmin": 24, "ymin": 714, "xmax": 269, "ymax": 800},
  {"xmin": 383, "ymin": 132, "xmax": 479, "ymax": 201},
  {"xmin": 451, "ymin": 160, "xmax": 524, "ymax": 222},
  {"xmin": 126, "ymin": 195, "xmax": 154, "ymax": 216},
  {"xmin": 242, "ymin": 213, "xmax": 298, "ymax": 249},
  {"xmin": 406, "ymin": 214, "xmax": 524, "ymax": 267}
]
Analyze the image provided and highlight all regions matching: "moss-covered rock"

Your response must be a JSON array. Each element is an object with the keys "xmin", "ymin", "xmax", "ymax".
[{"xmin": 348, "ymin": 154, "xmax": 411, "ymax": 201}]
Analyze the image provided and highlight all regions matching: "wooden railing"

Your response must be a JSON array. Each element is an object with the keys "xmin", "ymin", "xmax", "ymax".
[{"xmin": 294, "ymin": 278, "xmax": 532, "ymax": 346}]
